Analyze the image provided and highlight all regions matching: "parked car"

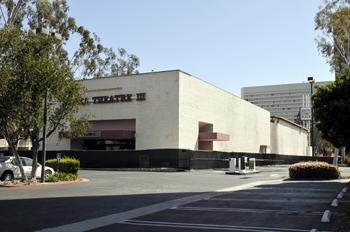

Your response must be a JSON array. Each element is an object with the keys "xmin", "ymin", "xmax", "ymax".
[{"xmin": 0, "ymin": 156, "xmax": 54, "ymax": 181}]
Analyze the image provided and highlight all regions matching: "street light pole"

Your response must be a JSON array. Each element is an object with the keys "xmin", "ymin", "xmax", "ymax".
[
  {"xmin": 36, "ymin": 28, "xmax": 61, "ymax": 182},
  {"xmin": 308, "ymin": 77, "xmax": 315, "ymax": 157},
  {"xmin": 41, "ymin": 90, "xmax": 48, "ymax": 182}
]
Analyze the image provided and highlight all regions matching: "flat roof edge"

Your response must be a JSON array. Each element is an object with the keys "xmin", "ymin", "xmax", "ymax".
[
  {"xmin": 270, "ymin": 116, "xmax": 309, "ymax": 133},
  {"xmin": 82, "ymin": 69, "xmax": 188, "ymax": 81}
]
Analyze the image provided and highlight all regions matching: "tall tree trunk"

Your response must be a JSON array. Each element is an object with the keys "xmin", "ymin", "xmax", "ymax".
[
  {"xmin": 1, "ymin": 120, "xmax": 28, "ymax": 181},
  {"xmin": 30, "ymin": 134, "xmax": 39, "ymax": 180},
  {"xmin": 7, "ymin": 138, "xmax": 27, "ymax": 181}
]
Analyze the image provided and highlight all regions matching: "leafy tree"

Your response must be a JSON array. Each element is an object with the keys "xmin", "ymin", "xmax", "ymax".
[
  {"xmin": 314, "ymin": 127, "xmax": 335, "ymax": 156},
  {"xmin": 315, "ymin": 0, "xmax": 350, "ymax": 73},
  {"xmin": 312, "ymin": 67, "xmax": 350, "ymax": 148},
  {"xmin": 0, "ymin": 0, "xmax": 139, "ymax": 79},
  {"xmin": 293, "ymin": 112, "xmax": 334, "ymax": 156},
  {"xmin": 0, "ymin": 27, "xmax": 91, "ymax": 180},
  {"xmin": 0, "ymin": 0, "xmax": 138, "ymax": 180},
  {"xmin": 0, "ymin": 29, "xmax": 28, "ymax": 180},
  {"xmin": 0, "ymin": 0, "xmax": 28, "ymax": 28}
]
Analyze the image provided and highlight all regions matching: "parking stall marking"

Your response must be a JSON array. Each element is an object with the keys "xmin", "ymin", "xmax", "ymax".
[
  {"xmin": 170, "ymin": 206, "xmax": 325, "ymax": 216},
  {"xmin": 119, "ymin": 220, "xmax": 315, "ymax": 232},
  {"xmin": 33, "ymin": 178, "xmax": 345, "ymax": 232},
  {"xmin": 34, "ymin": 180, "xmax": 280, "ymax": 232},
  {"xmin": 208, "ymin": 197, "xmax": 332, "ymax": 204},
  {"xmin": 249, "ymin": 187, "xmax": 344, "ymax": 192}
]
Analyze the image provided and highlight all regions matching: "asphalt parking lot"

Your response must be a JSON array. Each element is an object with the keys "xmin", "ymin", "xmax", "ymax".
[
  {"xmin": 113, "ymin": 181, "xmax": 347, "ymax": 232},
  {"xmin": 1, "ymin": 165, "xmax": 350, "ymax": 232}
]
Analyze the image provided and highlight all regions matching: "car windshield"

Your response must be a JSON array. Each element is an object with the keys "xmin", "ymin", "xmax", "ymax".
[{"xmin": 0, "ymin": 157, "xmax": 10, "ymax": 162}]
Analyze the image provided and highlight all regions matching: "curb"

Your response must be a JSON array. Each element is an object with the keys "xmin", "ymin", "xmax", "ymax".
[
  {"xmin": 225, "ymin": 171, "xmax": 261, "ymax": 175},
  {"xmin": 80, "ymin": 167, "xmax": 187, "ymax": 172},
  {"xmin": 0, "ymin": 177, "xmax": 85, "ymax": 188}
]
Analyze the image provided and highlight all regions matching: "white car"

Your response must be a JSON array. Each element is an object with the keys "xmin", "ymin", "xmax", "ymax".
[{"xmin": 0, "ymin": 156, "xmax": 54, "ymax": 181}]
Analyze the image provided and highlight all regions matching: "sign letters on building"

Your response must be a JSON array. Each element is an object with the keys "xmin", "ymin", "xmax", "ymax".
[{"xmin": 81, "ymin": 93, "xmax": 146, "ymax": 105}]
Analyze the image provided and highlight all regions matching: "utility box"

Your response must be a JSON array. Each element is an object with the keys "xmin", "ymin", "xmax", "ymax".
[{"xmin": 229, "ymin": 158, "xmax": 236, "ymax": 172}]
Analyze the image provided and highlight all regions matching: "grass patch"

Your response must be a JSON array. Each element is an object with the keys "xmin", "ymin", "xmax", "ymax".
[
  {"xmin": 2, "ymin": 179, "xmax": 38, "ymax": 186},
  {"xmin": 2, "ymin": 179, "xmax": 21, "ymax": 185},
  {"xmin": 45, "ymin": 172, "xmax": 79, "ymax": 182},
  {"xmin": 338, "ymin": 164, "xmax": 350, "ymax": 167}
]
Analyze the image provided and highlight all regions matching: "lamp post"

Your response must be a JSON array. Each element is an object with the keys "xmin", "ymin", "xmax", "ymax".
[
  {"xmin": 308, "ymin": 77, "xmax": 315, "ymax": 157},
  {"xmin": 36, "ymin": 27, "xmax": 62, "ymax": 182}
]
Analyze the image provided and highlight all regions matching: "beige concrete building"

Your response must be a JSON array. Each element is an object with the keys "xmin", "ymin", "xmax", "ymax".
[
  {"xmin": 48, "ymin": 70, "xmax": 271, "ymax": 153},
  {"xmin": 0, "ymin": 138, "xmax": 32, "ymax": 151},
  {"xmin": 270, "ymin": 116, "xmax": 310, "ymax": 156},
  {"xmin": 0, "ymin": 70, "xmax": 311, "ymax": 156}
]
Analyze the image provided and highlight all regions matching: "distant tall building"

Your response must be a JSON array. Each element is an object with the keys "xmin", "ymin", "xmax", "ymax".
[{"xmin": 241, "ymin": 81, "xmax": 331, "ymax": 127}]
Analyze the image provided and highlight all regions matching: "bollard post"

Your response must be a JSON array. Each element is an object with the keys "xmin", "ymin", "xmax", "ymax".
[
  {"xmin": 240, "ymin": 156, "xmax": 246, "ymax": 173},
  {"xmin": 238, "ymin": 158, "xmax": 241, "ymax": 172},
  {"xmin": 341, "ymin": 147, "xmax": 346, "ymax": 164},
  {"xmin": 333, "ymin": 148, "xmax": 339, "ymax": 166},
  {"xmin": 229, "ymin": 158, "xmax": 236, "ymax": 172},
  {"xmin": 249, "ymin": 158, "xmax": 256, "ymax": 171}
]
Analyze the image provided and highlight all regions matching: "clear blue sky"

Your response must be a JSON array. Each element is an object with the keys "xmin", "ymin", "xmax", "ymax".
[{"xmin": 65, "ymin": 0, "xmax": 333, "ymax": 97}]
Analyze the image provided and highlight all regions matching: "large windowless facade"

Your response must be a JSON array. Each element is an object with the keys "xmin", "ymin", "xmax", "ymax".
[{"xmin": 41, "ymin": 70, "xmax": 310, "ymax": 156}]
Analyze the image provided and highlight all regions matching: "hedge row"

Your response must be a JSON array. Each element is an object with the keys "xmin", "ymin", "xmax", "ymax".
[
  {"xmin": 289, "ymin": 161, "xmax": 340, "ymax": 179},
  {"xmin": 46, "ymin": 156, "xmax": 80, "ymax": 174}
]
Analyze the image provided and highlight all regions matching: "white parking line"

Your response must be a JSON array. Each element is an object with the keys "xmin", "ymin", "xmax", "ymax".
[
  {"xmin": 209, "ymin": 198, "xmax": 332, "ymax": 203},
  {"xmin": 171, "ymin": 206, "xmax": 324, "ymax": 215},
  {"xmin": 119, "ymin": 220, "xmax": 312, "ymax": 232},
  {"xmin": 224, "ymin": 191, "xmax": 336, "ymax": 197},
  {"xmin": 250, "ymin": 187, "xmax": 342, "ymax": 192}
]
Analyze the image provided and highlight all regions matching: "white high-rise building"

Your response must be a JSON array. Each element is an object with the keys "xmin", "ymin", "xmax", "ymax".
[{"xmin": 241, "ymin": 81, "xmax": 331, "ymax": 129}]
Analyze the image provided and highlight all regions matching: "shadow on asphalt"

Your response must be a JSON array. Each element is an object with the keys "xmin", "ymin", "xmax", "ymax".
[
  {"xmin": 87, "ymin": 181, "xmax": 349, "ymax": 232},
  {"xmin": 1, "ymin": 181, "xmax": 349, "ymax": 232},
  {"xmin": 1, "ymin": 191, "xmax": 208, "ymax": 232}
]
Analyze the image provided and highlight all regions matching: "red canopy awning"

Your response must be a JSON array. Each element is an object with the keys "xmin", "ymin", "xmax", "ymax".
[{"xmin": 198, "ymin": 132, "xmax": 230, "ymax": 141}]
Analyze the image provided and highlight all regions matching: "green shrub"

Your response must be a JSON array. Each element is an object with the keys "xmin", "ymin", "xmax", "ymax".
[
  {"xmin": 45, "ymin": 172, "xmax": 79, "ymax": 182},
  {"xmin": 46, "ymin": 156, "xmax": 80, "ymax": 174},
  {"xmin": 289, "ymin": 161, "xmax": 340, "ymax": 179},
  {"xmin": 3, "ymin": 179, "xmax": 20, "ymax": 185}
]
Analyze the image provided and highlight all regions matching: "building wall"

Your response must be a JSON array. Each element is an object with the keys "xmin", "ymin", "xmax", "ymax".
[
  {"xmin": 241, "ymin": 81, "xmax": 330, "ymax": 123},
  {"xmin": 0, "ymin": 139, "xmax": 8, "ymax": 150},
  {"xmin": 89, "ymin": 119, "xmax": 136, "ymax": 131},
  {"xmin": 45, "ymin": 70, "xmax": 308, "ymax": 155},
  {"xmin": 270, "ymin": 117, "xmax": 309, "ymax": 156},
  {"xmin": 47, "ymin": 71, "xmax": 181, "ymax": 150},
  {"xmin": 178, "ymin": 72, "xmax": 271, "ymax": 153},
  {"xmin": 0, "ymin": 139, "xmax": 32, "ymax": 150}
]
